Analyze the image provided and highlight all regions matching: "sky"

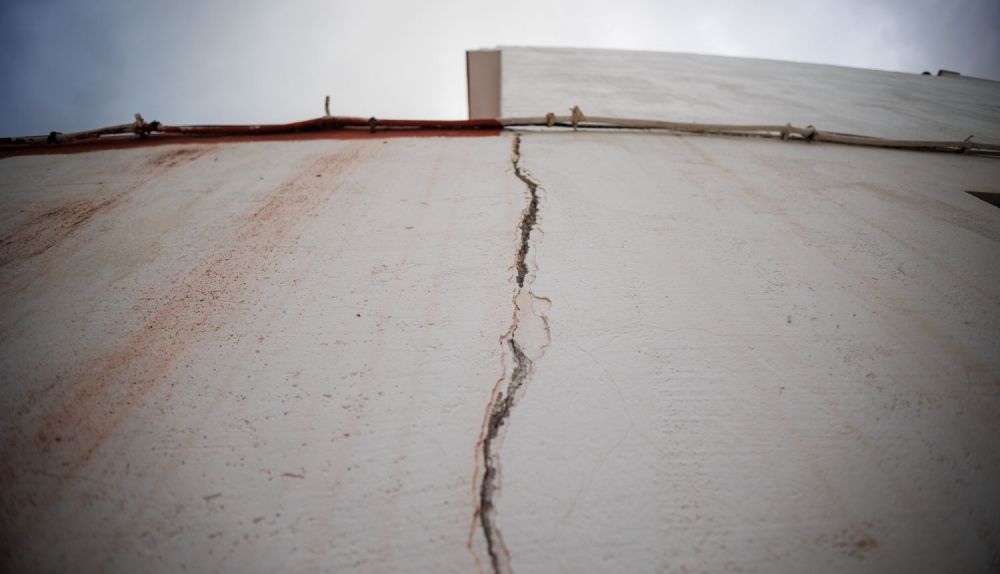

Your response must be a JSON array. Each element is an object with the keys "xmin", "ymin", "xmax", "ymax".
[{"xmin": 0, "ymin": 0, "xmax": 998, "ymax": 136}]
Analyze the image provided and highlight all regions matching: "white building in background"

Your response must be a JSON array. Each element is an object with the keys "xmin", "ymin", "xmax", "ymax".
[{"xmin": 1, "ymin": 47, "xmax": 999, "ymax": 573}]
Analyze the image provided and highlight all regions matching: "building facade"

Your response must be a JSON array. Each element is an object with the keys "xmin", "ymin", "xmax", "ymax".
[{"xmin": 1, "ymin": 47, "xmax": 999, "ymax": 573}]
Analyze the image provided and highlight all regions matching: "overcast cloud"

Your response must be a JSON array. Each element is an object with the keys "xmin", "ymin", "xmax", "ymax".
[{"xmin": 1, "ymin": 0, "xmax": 997, "ymax": 136}]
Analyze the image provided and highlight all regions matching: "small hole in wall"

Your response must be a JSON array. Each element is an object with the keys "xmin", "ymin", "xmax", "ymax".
[{"xmin": 966, "ymin": 191, "xmax": 1000, "ymax": 209}]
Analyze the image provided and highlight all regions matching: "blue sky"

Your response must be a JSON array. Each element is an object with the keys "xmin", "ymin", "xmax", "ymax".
[{"xmin": 1, "ymin": 0, "xmax": 997, "ymax": 136}]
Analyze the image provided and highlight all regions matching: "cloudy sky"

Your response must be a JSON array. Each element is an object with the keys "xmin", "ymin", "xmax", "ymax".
[{"xmin": 1, "ymin": 0, "xmax": 997, "ymax": 136}]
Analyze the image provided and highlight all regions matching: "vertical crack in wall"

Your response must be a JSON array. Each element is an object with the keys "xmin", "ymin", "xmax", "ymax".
[
  {"xmin": 512, "ymin": 137, "xmax": 539, "ymax": 288},
  {"xmin": 477, "ymin": 134, "xmax": 549, "ymax": 574}
]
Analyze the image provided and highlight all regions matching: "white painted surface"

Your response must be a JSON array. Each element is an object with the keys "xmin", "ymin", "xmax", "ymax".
[
  {"xmin": 500, "ymin": 47, "xmax": 1000, "ymax": 142},
  {"xmin": 0, "ymin": 137, "xmax": 524, "ymax": 572},
  {"xmin": 498, "ymin": 132, "xmax": 1000, "ymax": 573}
]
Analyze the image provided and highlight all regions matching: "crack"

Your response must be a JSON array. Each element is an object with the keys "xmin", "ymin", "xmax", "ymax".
[
  {"xmin": 479, "ymin": 339, "xmax": 531, "ymax": 574},
  {"xmin": 511, "ymin": 136, "xmax": 540, "ymax": 288},
  {"xmin": 476, "ymin": 134, "xmax": 547, "ymax": 574}
]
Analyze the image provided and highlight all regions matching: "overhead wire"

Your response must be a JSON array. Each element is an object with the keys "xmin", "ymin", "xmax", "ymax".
[
  {"xmin": 500, "ymin": 111, "xmax": 1000, "ymax": 156},
  {"xmin": 2, "ymin": 109, "xmax": 998, "ymax": 157}
]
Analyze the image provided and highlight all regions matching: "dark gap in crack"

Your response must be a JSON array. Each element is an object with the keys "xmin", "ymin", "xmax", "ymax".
[
  {"xmin": 480, "ymin": 339, "xmax": 531, "ymax": 574},
  {"xmin": 512, "ymin": 136, "xmax": 539, "ymax": 288}
]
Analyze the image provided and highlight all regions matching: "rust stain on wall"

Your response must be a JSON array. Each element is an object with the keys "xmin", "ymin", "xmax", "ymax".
[
  {"xmin": 0, "ymin": 146, "xmax": 212, "ymax": 270},
  {"xmin": 0, "ymin": 194, "xmax": 126, "ymax": 268},
  {"xmin": 0, "ymin": 148, "xmax": 362, "ymax": 552},
  {"xmin": 145, "ymin": 146, "xmax": 212, "ymax": 168},
  {"xmin": 0, "ymin": 128, "xmax": 501, "ymax": 159}
]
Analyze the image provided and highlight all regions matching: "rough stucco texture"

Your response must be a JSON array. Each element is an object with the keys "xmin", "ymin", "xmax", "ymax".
[
  {"xmin": 1, "ymin": 128, "xmax": 999, "ymax": 573},
  {"xmin": 498, "ymin": 132, "xmax": 1000, "ymax": 573},
  {"xmin": 0, "ymin": 136, "xmax": 524, "ymax": 572}
]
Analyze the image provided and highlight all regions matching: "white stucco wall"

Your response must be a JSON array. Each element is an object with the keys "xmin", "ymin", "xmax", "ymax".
[
  {"xmin": 0, "ymin": 137, "xmax": 525, "ymax": 572},
  {"xmin": 499, "ymin": 132, "xmax": 1000, "ymax": 573}
]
